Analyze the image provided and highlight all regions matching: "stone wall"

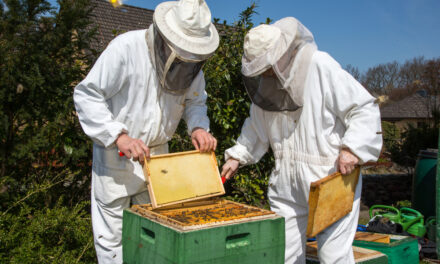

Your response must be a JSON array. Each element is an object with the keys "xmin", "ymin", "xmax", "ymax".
[{"xmin": 361, "ymin": 174, "xmax": 412, "ymax": 207}]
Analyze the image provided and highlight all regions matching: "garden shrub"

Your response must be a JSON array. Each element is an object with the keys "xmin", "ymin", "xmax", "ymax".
[{"xmin": 169, "ymin": 4, "xmax": 274, "ymax": 208}]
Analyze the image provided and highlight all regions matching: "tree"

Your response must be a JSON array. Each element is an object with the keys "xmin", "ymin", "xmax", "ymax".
[
  {"xmin": 387, "ymin": 59, "xmax": 440, "ymax": 168},
  {"xmin": 0, "ymin": 0, "xmax": 97, "ymax": 262},
  {"xmin": 169, "ymin": 3, "xmax": 273, "ymax": 207},
  {"xmin": 0, "ymin": 0, "xmax": 96, "ymax": 205},
  {"xmin": 207, "ymin": 3, "xmax": 274, "ymax": 207},
  {"xmin": 361, "ymin": 57, "xmax": 429, "ymax": 99},
  {"xmin": 419, "ymin": 58, "xmax": 440, "ymax": 126},
  {"xmin": 363, "ymin": 61, "xmax": 400, "ymax": 95},
  {"xmin": 399, "ymin": 56, "xmax": 426, "ymax": 90},
  {"xmin": 345, "ymin": 64, "xmax": 361, "ymax": 82}
]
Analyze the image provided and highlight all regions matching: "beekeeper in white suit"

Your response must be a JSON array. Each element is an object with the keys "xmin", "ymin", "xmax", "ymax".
[
  {"xmin": 73, "ymin": 0, "xmax": 219, "ymax": 262},
  {"xmin": 221, "ymin": 17, "xmax": 383, "ymax": 264}
]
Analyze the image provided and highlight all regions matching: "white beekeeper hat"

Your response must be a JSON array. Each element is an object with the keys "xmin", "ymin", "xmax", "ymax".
[
  {"xmin": 242, "ymin": 18, "xmax": 298, "ymax": 77},
  {"xmin": 242, "ymin": 17, "xmax": 316, "ymax": 77},
  {"xmin": 241, "ymin": 17, "xmax": 317, "ymax": 107},
  {"xmin": 154, "ymin": 0, "xmax": 219, "ymax": 56}
]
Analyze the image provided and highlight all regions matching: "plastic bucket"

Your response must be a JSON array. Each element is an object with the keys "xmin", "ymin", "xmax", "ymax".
[
  {"xmin": 413, "ymin": 149, "xmax": 437, "ymax": 219},
  {"xmin": 369, "ymin": 205, "xmax": 401, "ymax": 223},
  {"xmin": 400, "ymin": 207, "xmax": 426, "ymax": 237},
  {"xmin": 426, "ymin": 217, "xmax": 436, "ymax": 241}
]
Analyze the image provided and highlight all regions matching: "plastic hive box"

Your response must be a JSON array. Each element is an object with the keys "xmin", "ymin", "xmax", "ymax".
[
  {"xmin": 122, "ymin": 199, "xmax": 285, "ymax": 264},
  {"xmin": 122, "ymin": 151, "xmax": 285, "ymax": 264}
]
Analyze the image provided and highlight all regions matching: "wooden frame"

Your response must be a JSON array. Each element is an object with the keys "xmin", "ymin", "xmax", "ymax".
[
  {"xmin": 354, "ymin": 232, "xmax": 391, "ymax": 244},
  {"xmin": 143, "ymin": 150, "xmax": 225, "ymax": 209},
  {"xmin": 306, "ymin": 167, "xmax": 360, "ymax": 238},
  {"xmin": 131, "ymin": 199, "xmax": 279, "ymax": 231},
  {"xmin": 306, "ymin": 242, "xmax": 387, "ymax": 263}
]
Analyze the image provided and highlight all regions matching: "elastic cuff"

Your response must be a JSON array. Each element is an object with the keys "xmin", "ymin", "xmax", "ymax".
[
  {"xmin": 106, "ymin": 123, "xmax": 128, "ymax": 147},
  {"xmin": 224, "ymin": 144, "xmax": 254, "ymax": 166},
  {"xmin": 187, "ymin": 120, "xmax": 210, "ymax": 135},
  {"xmin": 341, "ymin": 142, "xmax": 364, "ymax": 164}
]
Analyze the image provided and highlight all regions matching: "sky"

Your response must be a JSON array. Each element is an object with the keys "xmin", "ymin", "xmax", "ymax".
[{"xmin": 53, "ymin": 0, "xmax": 440, "ymax": 73}]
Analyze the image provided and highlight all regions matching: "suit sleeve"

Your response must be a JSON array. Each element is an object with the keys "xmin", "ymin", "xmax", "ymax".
[
  {"xmin": 225, "ymin": 104, "xmax": 270, "ymax": 165},
  {"xmin": 182, "ymin": 71, "xmax": 210, "ymax": 134},
  {"xmin": 73, "ymin": 39, "xmax": 129, "ymax": 147},
  {"xmin": 321, "ymin": 53, "xmax": 383, "ymax": 163}
]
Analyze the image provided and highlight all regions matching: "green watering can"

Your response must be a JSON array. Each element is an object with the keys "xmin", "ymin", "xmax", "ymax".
[
  {"xmin": 400, "ymin": 207, "xmax": 427, "ymax": 237},
  {"xmin": 369, "ymin": 205, "xmax": 401, "ymax": 223},
  {"xmin": 425, "ymin": 217, "xmax": 436, "ymax": 241}
]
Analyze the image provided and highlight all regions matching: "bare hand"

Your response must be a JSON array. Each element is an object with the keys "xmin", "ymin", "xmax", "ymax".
[
  {"xmin": 221, "ymin": 158, "xmax": 240, "ymax": 180},
  {"xmin": 337, "ymin": 148, "xmax": 359, "ymax": 175},
  {"xmin": 191, "ymin": 128, "xmax": 217, "ymax": 152},
  {"xmin": 116, "ymin": 133, "xmax": 150, "ymax": 164}
]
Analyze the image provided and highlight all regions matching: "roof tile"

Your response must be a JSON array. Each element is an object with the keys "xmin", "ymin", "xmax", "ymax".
[
  {"xmin": 380, "ymin": 93, "xmax": 437, "ymax": 120},
  {"xmin": 89, "ymin": 0, "xmax": 154, "ymax": 51}
]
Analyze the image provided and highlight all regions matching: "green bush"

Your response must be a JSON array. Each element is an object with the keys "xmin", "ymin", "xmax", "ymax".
[
  {"xmin": 169, "ymin": 4, "xmax": 274, "ymax": 208},
  {"xmin": 382, "ymin": 121, "xmax": 400, "ymax": 153},
  {"xmin": 0, "ymin": 0, "xmax": 95, "ymax": 208},
  {"xmin": 0, "ymin": 0, "xmax": 96, "ymax": 262},
  {"xmin": 389, "ymin": 123, "xmax": 438, "ymax": 167},
  {"xmin": 0, "ymin": 199, "xmax": 95, "ymax": 264},
  {"xmin": 395, "ymin": 200, "xmax": 412, "ymax": 209},
  {"xmin": 0, "ymin": 1, "xmax": 274, "ymax": 262}
]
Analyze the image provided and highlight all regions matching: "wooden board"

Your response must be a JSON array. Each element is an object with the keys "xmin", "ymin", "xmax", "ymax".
[
  {"xmin": 354, "ymin": 232, "xmax": 390, "ymax": 244},
  {"xmin": 143, "ymin": 150, "xmax": 225, "ymax": 209},
  {"xmin": 306, "ymin": 242, "xmax": 387, "ymax": 263},
  {"xmin": 131, "ymin": 199, "xmax": 278, "ymax": 231},
  {"xmin": 306, "ymin": 167, "xmax": 360, "ymax": 238}
]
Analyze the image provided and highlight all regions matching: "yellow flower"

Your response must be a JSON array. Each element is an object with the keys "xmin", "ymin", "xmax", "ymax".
[{"xmin": 109, "ymin": 0, "xmax": 122, "ymax": 8}]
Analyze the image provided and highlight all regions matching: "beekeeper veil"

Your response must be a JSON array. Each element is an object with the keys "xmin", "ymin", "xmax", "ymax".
[
  {"xmin": 241, "ymin": 17, "xmax": 317, "ymax": 111},
  {"xmin": 146, "ymin": 0, "xmax": 219, "ymax": 95}
]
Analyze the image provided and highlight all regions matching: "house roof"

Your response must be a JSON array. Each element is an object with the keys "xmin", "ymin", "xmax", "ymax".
[
  {"xmin": 88, "ymin": 0, "xmax": 230, "ymax": 52},
  {"xmin": 380, "ymin": 92, "xmax": 436, "ymax": 120},
  {"xmin": 89, "ymin": 0, "xmax": 154, "ymax": 51}
]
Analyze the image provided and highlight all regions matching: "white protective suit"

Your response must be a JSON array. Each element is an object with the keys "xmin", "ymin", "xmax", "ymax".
[
  {"xmin": 74, "ymin": 29, "xmax": 210, "ymax": 263},
  {"xmin": 225, "ymin": 18, "xmax": 382, "ymax": 264}
]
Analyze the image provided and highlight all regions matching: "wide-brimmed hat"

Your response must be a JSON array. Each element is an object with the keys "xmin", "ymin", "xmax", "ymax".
[
  {"xmin": 242, "ymin": 19, "xmax": 296, "ymax": 77},
  {"xmin": 154, "ymin": 0, "xmax": 219, "ymax": 57}
]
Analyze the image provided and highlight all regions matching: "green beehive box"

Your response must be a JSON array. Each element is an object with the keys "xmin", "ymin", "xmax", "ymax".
[
  {"xmin": 122, "ymin": 151, "xmax": 285, "ymax": 263},
  {"xmin": 353, "ymin": 234, "xmax": 419, "ymax": 264},
  {"xmin": 122, "ymin": 200, "xmax": 285, "ymax": 264}
]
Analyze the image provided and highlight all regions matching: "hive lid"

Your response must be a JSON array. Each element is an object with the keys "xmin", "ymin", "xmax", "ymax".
[{"xmin": 143, "ymin": 150, "xmax": 225, "ymax": 209}]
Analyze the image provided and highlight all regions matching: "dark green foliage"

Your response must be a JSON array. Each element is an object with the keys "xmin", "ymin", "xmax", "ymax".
[
  {"xmin": 170, "ymin": 3, "xmax": 273, "ymax": 208},
  {"xmin": 0, "ymin": 0, "xmax": 96, "ymax": 208},
  {"xmin": 386, "ymin": 59, "xmax": 440, "ymax": 167},
  {"xmin": 7, "ymin": 0, "xmax": 440, "ymax": 261},
  {"xmin": 0, "ymin": 2, "xmax": 274, "ymax": 262},
  {"xmin": 382, "ymin": 121, "xmax": 400, "ymax": 153},
  {"xmin": 0, "ymin": 0, "xmax": 96, "ymax": 262},
  {"xmin": 389, "ymin": 123, "xmax": 438, "ymax": 167},
  {"xmin": 205, "ymin": 5, "xmax": 273, "ymax": 208},
  {"xmin": 0, "ymin": 200, "xmax": 96, "ymax": 263}
]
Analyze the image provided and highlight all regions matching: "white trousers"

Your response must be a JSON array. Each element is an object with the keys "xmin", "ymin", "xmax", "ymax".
[
  {"xmin": 269, "ymin": 171, "xmax": 361, "ymax": 264},
  {"xmin": 91, "ymin": 190, "xmax": 150, "ymax": 264}
]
